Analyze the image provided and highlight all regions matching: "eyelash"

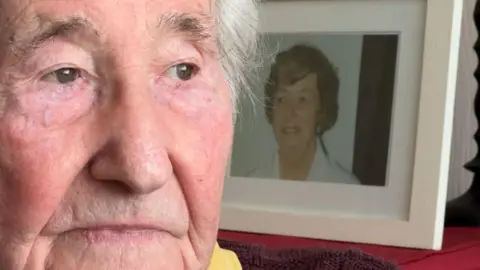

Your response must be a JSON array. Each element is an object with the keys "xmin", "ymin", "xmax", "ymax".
[
  {"xmin": 164, "ymin": 62, "xmax": 200, "ymax": 81},
  {"xmin": 31, "ymin": 60, "xmax": 201, "ymax": 101},
  {"xmin": 156, "ymin": 62, "xmax": 201, "ymax": 91},
  {"xmin": 35, "ymin": 66, "xmax": 95, "ymax": 102}
]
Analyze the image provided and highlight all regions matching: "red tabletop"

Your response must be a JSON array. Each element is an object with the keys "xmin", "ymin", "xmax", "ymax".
[{"xmin": 218, "ymin": 227, "xmax": 480, "ymax": 269}]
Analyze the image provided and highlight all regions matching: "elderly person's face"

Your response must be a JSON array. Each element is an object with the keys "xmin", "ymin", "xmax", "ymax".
[
  {"xmin": 0, "ymin": 0, "xmax": 233, "ymax": 269},
  {"xmin": 271, "ymin": 72, "xmax": 321, "ymax": 149}
]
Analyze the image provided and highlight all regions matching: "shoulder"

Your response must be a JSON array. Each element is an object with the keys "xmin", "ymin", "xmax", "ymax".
[
  {"xmin": 244, "ymin": 154, "xmax": 275, "ymax": 178},
  {"xmin": 328, "ymin": 160, "xmax": 361, "ymax": 185},
  {"xmin": 310, "ymin": 149, "xmax": 361, "ymax": 184},
  {"xmin": 309, "ymin": 145, "xmax": 360, "ymax": 184}
]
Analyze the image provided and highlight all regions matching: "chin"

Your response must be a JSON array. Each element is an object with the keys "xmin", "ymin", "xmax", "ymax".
[
  {"xmin": 279, "ymin": 137, "xmax": 304, "ymax": 148},
  {"xmin": 42, "ymin": 234, "xmax": 190, "ymax": 270},
  {"xmin": 44, "ymin": 247, "xmax": 185, "ymax": 270}
]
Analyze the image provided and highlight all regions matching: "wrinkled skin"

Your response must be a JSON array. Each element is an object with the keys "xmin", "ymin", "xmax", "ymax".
[{"xmin": 0, "ymin": 0, "xmax": 233, "ymax": 269}]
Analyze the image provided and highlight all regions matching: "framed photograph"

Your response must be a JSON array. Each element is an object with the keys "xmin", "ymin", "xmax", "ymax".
[{"xmin": 220, "ymin": 0, "xmax": 463, "ymax": 250}]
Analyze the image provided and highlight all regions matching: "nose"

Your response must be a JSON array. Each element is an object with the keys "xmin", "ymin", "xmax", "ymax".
[
  {"xmin": 286, "ymin": 101, "xmax": 299, "ymax": 117},
  {"xmin": 89, "ymin": 78, "xmax": 171, "ymax": 194}
]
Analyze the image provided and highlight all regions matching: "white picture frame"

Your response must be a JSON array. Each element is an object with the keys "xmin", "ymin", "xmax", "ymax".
[{"xmin": 220, "ymin": 0, "xmax": 463, "ymax": 250}]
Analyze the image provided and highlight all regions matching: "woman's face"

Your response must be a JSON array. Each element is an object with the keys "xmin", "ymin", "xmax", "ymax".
[{"xmin": 271, "ymin": 72, "xmax": 321, "ymax": 149}]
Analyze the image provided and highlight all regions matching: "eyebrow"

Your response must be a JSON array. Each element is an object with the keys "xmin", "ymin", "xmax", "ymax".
[
  {"xmin": 7, "ymin": 12, "xmax": 215, "ymax": 60},
  {"xmin": 8, "ymin": 16, "xmax": 99, "ymax": 59},
  {"xmin": 156, "ymin": 12, "xmax": 216, "ymax": 55},
  {"xmin": 159, "ymin": 12, "xmax": 214, "ymax": 42}
]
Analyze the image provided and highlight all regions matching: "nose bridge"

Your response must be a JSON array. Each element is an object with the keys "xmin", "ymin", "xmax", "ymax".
[
  {"xmin": 110, "ymin": 74, "xmax": 172, "ymax": 193},
  {"xmin": 122, "ymin": 101, "xmax": 166, "ymax": 171},
  {"xmin": 285, "ymin": 98, "xmax": 298, "ymax": 116}
]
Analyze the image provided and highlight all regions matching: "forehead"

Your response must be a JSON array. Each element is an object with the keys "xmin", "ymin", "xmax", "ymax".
[
  {"xmin": 1, "ymin": 0, "xmax": 212, "ymax": 36},
  {"xmin": 0, "ymin": 0, "xmax": 216, "ymax": 64},
  {"xmin": 277, "ymin": 72, "xmax": 317, "ymax": 94},
  {"xmin": 276, "ymin": 61, "xmax": 306, "ymax": 85},
  {"xmin": 3, "ymin": 0, "xmax": 211, "ymax": 14}
]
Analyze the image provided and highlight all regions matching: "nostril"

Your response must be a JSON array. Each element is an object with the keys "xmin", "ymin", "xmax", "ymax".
[{"xmin": 101, "ymin": 180, "xmax": 136, "ymax": 195}]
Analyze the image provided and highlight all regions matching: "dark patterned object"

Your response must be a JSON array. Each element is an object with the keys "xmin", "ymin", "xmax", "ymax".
[
  {"xmin": 445, "ymin": 0, "xmax": 480, "ymax": 227},
  {"xmin": 218, "ymin": 239, "xmax": 399, "ymax": 270}
]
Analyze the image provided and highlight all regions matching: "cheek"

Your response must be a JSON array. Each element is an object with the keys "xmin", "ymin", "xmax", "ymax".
[
  {"xmin": 189, "ymin": 114, "xmax": 232, "ymax": 226},
  {"xmin": 165, "ymin": 90, "xmax": 233, "ymax": 222},
  {"xmin": 0, "ymin": 142, "xmax": 66, "ymax": 238},
  {"xmin": 272, "ymin": 109, "xmax": 284, "ymax": 124},
  {"xmin": 180, "ymin": 104, "xmax": 233, "ymax": 186},
  {"xmin": 298, "ymin": 104, "xmax": 317, "ymax": 119},
  {"xmin": 159, "ymin": 80, "xmax": 233, "ymax": 181},
  {"xmin": 0, "ymin": 116, "xmax": 91, "ymax": 239}
]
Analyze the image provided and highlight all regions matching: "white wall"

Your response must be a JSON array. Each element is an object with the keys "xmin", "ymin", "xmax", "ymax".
[
  {"xmin": 231, "ymin": 34, "xmax": 364, "ymax": 176},
  {"xmin": 448, "ymin": 0, "xmax": 477, "ymax": 200}
]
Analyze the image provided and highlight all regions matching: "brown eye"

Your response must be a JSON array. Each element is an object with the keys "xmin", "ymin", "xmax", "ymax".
[
  {"xmin": 43, "ymin": 68, "xmax": 80, "ymax": 84},
  {"xmin": 166, "ymin": 63, "xmax": 198, "ymax": 81}
]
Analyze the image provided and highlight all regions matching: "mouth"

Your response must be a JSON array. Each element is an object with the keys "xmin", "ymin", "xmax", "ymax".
[
  {"xmin": 281, "ymin": 126, "xmax": 300, "ymax": 134},
  {"xmin": 67, "ymin": 224, "xmax": 168, "ymax": 243}
]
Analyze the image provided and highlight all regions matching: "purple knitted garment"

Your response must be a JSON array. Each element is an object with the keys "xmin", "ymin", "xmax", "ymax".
[{"xmin": 218, "ymin": 239, "xmax": 400, "ymax": 270}]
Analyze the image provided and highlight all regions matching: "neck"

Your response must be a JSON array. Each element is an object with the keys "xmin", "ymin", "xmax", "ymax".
[{"xmin": 277, "ymin": 138, "xmax": 317, "ymax": 180}]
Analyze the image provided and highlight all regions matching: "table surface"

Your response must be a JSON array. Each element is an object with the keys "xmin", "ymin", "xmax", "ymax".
[{"xmin": 218, "ymin": 227, "xmax": 480, "ymax": 270}]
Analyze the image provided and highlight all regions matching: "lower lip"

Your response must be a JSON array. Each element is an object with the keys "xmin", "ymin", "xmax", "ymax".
[
  {"xmin": 74, "ymin": 229, "xmax": 164, "ymax": 243},
  {"xmin": 282, "ymin": 129, "xmax": 299, "ymax": 134}
]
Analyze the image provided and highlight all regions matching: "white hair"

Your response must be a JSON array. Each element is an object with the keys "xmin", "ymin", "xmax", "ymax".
[{"xmin": 214, "ymin": 0, "xmax": 261, "ymax": 117}]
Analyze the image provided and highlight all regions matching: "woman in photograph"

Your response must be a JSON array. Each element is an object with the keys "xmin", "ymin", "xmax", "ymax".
[{"xmin": 247, "ymin": 44, "xmax": 360, "ymax": 184}]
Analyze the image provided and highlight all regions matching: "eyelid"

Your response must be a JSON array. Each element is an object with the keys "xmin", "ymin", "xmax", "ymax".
[
  {"xmin": 163, "ymin": 58, "xmax": 201, "ymax": 72},
  {"xmin": 22, "ymin": 41, "xmax": 95, "ymax": 72},
  {"xmin": 37, "ymin": 65, "xmax": 98, "ymax": 88},
  {"xmin": 37, "ymin": 63, "xmax": 81, "ymax": 79}
]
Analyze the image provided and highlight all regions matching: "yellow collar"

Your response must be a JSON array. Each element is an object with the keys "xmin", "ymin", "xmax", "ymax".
[{"xmin": 208, "ymin": 242, "xmax": 242, "ymax": 270}]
